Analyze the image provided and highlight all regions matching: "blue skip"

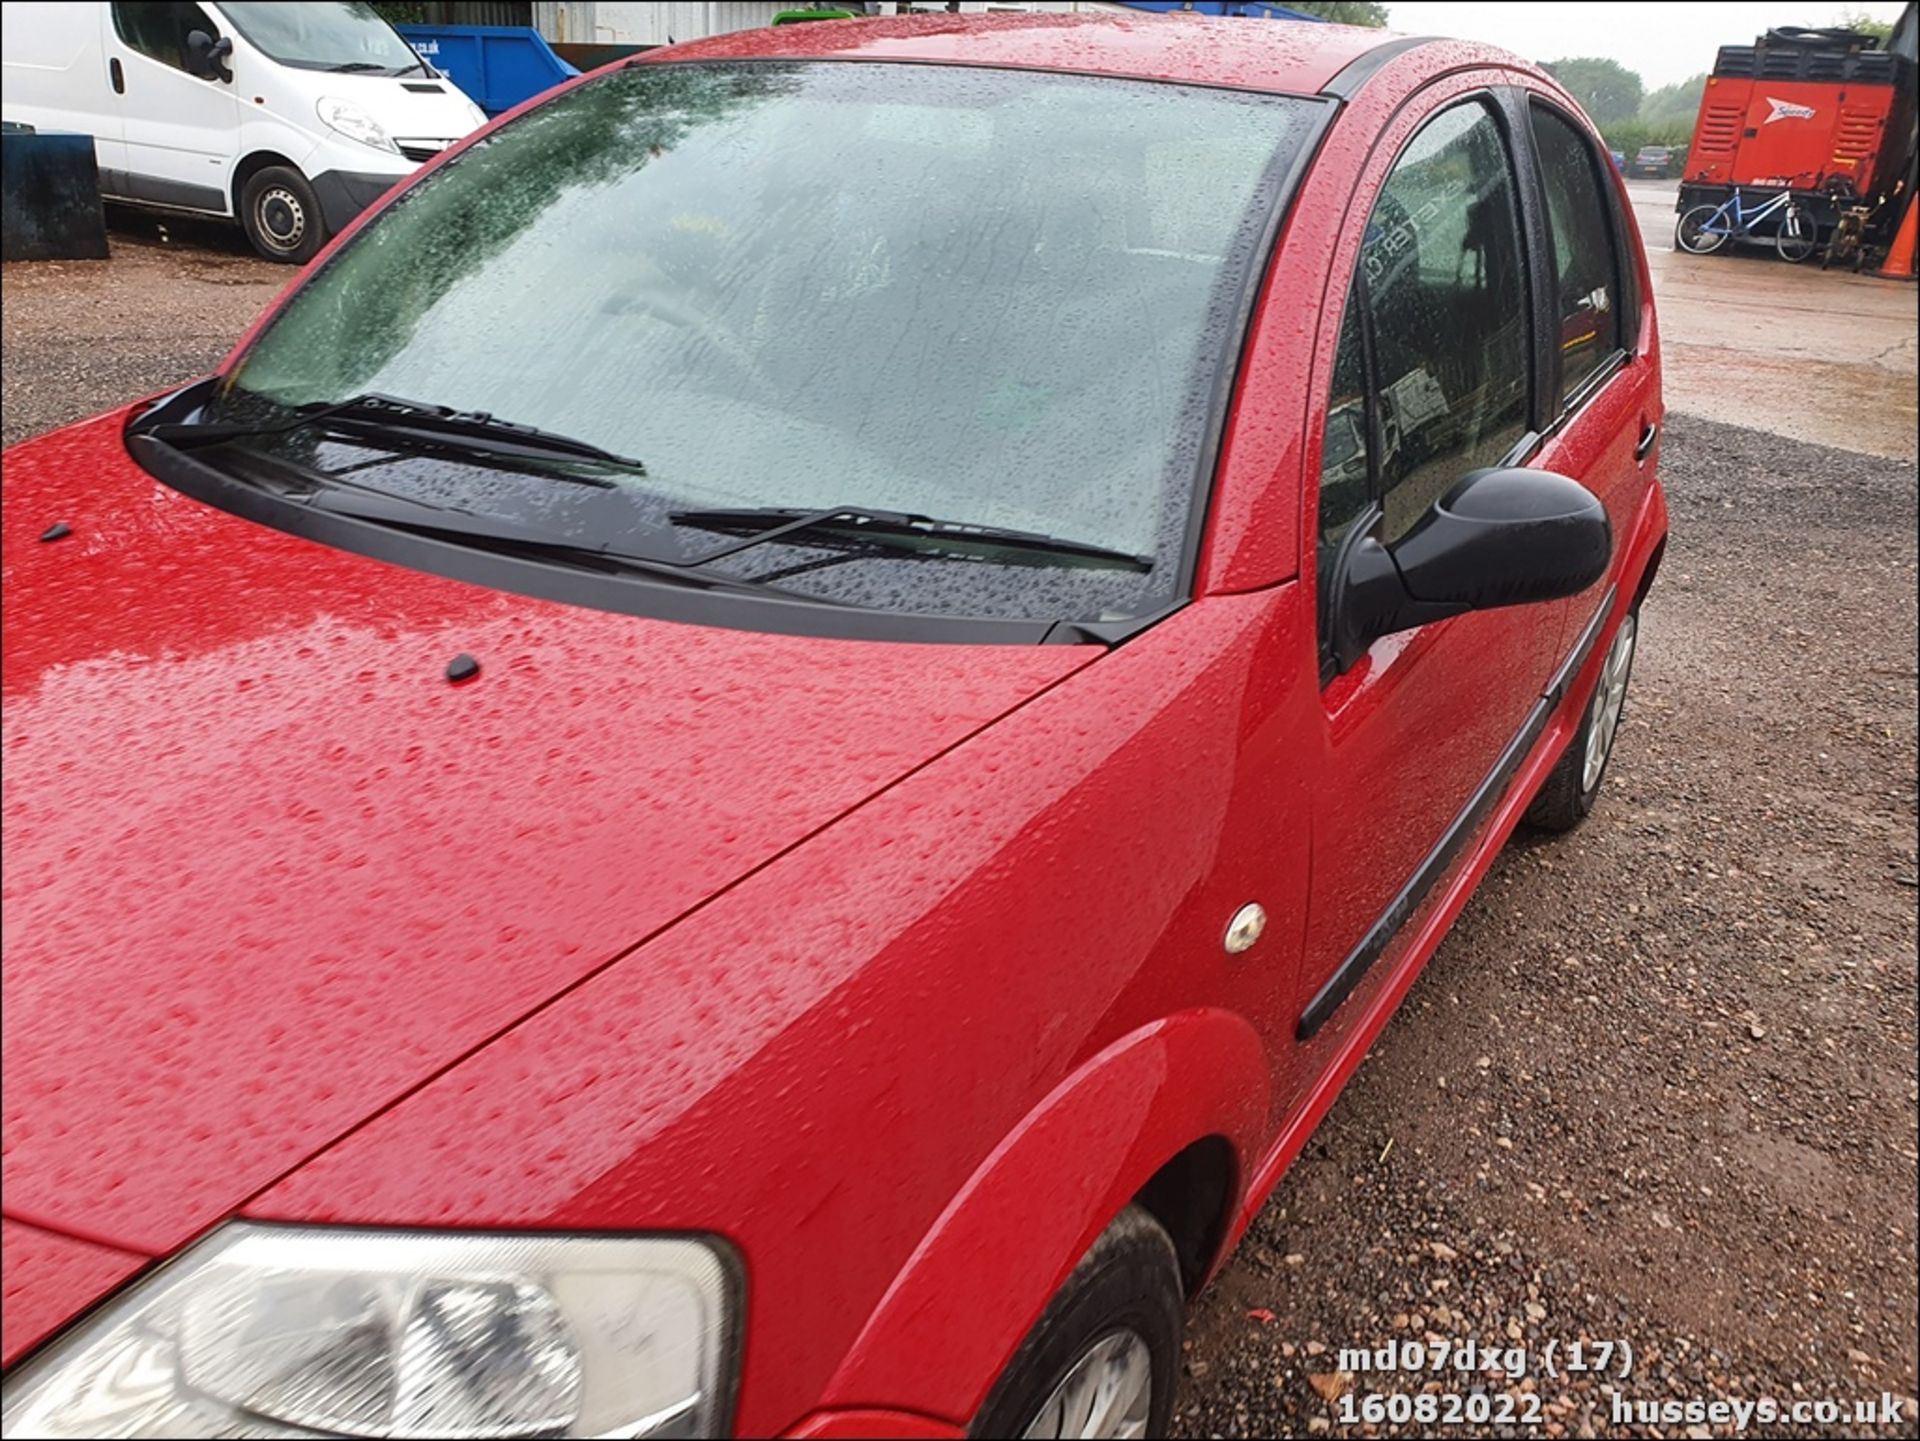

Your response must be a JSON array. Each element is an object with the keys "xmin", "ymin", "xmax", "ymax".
[{"xmin": 396, "ymin": 25, "xmax": 581, "ymax": 118}]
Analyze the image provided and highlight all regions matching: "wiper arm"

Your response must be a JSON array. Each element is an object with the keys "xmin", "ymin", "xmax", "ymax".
[
  {"xmin": 670, "ymin": 506, "xmax": 1154, "ymax": 573},
  {"xmin": 299, "ymin": 486, "xmax": 847, "ymax": 606},
  {"xmin": 147, "ymin": 392, "xmax": 646, "ymax": 485}
]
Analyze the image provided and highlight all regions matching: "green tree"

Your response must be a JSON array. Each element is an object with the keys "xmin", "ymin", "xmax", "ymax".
[
  {"xmin": 1539, "ymin": 56, "xmax": 1645, "ymax": 125},
  {"xmin": 1834, "ymin": 8, "xmax": 1893, "ymax": 42},
  {"xmin": 1639, "ymin": 73, "xmax": 1706, "ymax": 125},
  {"xmin": 1284, "ymin": 2, "xmax": 1389, "ymax": 24}
]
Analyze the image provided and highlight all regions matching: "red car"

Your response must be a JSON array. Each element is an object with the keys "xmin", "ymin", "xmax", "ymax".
[{"xmin": 0, "ymin": 13, "xmax": 1665, "ymax": 1440}]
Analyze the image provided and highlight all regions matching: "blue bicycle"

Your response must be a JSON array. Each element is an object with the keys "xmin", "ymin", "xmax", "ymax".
[{"xmin": 1675, "ymin": 173, "xmax": 1821, "ymax": 262}]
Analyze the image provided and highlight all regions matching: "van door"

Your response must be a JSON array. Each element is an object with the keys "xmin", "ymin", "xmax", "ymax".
[
  {"xmin": 0, "ymin": 5, "xmax": 126, "ymax": 178},
  {"xmin": 103, "ymin": 0, "xmax": 238, "ymax": 213}
]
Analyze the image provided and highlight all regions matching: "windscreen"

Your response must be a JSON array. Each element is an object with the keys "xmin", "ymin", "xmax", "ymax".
[
  {"xmin": 214, "ymin": 62, "xmax": 1315, "ymax": 627},
  {"xmin": 219, "ymin": 2, "xmax": 422, "ymax": 73}
]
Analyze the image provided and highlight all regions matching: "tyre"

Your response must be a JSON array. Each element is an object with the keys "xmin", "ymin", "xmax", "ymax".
[
  {"xmin": 1525, "ymin": 610, "xmax": 1638, "ymax": 833},
  {"xmin": 1775, "ymin": 203, "xmax": 1818, "ymax": 263},
  {"xmin": 971, "ymin": 1206, "xmax": 1183, "ymax": 1439},
  {"xmin": 239, "ymin": 166, "xmax": 327, "ymax": 264},
  {"xmin": 1675, "ymin": 205, "xmax": 1728, "ymax": 255}
]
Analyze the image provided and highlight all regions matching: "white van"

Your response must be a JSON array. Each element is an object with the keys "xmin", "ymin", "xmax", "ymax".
[{"xmin": 2, "ymin": 1, "xmax": 485, "ymax": 261}]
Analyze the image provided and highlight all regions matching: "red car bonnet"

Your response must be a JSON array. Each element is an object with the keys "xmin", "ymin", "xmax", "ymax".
[{"xmin": 0, "ymin": 407, "xmax": 1093, "ymax": 1254}]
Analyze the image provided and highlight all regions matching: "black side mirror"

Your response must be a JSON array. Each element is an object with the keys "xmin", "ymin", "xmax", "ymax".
[
  {"xmin": 185, "ymin": 30, "xmax": 233, "ymax": 82},
  {"xmin": 1327, "ymin": 467, "xmax": 1611, "ymax": 672}
]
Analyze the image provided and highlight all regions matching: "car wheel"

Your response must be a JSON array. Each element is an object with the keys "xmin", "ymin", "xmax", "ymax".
[
  {"xmin": 1525, "ymin": 610, "xmax": 1638, "ymax": 833},
  {"xmin": 971, "ymin": 1206, "xmax": 1183, "ymax": 1440},
  {"xmin": 240, "ymin": 166, "xmax": 327, "ymax": 264}
]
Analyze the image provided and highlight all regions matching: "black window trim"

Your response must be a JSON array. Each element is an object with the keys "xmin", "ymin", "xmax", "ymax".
[{"xmin": 1313, "ymin": 87, "xmax": 1537, "ymax": 677}]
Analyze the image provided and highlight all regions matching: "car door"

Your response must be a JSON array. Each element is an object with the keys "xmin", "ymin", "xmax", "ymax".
[
  {"xmin": 1522, "ymin": 95, "xmax": 1658, "ymax": 617},
  {"xmin": 1286, "ymin": 89, "xmax": 1571, "ymax": 1069},
  {"xmin": 104, "ymin": 0, "xmax": 237, "ymax": 213}
]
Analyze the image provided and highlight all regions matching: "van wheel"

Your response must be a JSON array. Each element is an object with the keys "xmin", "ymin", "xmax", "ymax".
[
  {"xmin": 971, "ymin": 1206, "xmax": 1182, "ymax": 1439},
  {"xmin": 241, "ymin": 167, "xmax": 326, "ymax": 264},
  {"xmin": 1526, "ymin": 610, "xmax": 1638, "ymax": 833}
]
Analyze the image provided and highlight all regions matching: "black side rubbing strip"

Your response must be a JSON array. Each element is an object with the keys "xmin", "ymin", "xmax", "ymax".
[
  {"xmin": 1319, "ymin": 36, "xmax": 1441, "ymax": 100},
  {"xmin": 1297, "ymin": 585, "xmax": 1618, "ymax": 1039},
  {"xmin": 99, "ymin": 170, "xmax": 227, "ymax": 214},
  {"xmin": 1545, "ymin": 586, "xmax": 1617, "ymax": 703}
]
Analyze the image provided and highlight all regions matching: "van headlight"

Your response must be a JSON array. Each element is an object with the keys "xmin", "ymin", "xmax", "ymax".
[
  {"xmin": 0, "ymin": 1225, "xmax": 739, "ymax": 1439},
  {"xmin": 316, "ymin": 96, "xmax": 400, "ymax": 154}
]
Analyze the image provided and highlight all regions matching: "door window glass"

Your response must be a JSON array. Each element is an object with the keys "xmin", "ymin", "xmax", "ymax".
[
  {"xmin": 1361, "ymin": 102, "xmax": 1529, "ymax": 543},
  {"xmin": 1532, "ymin": 105, "xmax": 1624, "ymax": 407},
  {"xmin": 112, "ymin": 2, "xmax": 218, "ymax": 73},
  {"xmin": 1318, "ymin": 290, "xmax": 1372, "ymax": 545}
]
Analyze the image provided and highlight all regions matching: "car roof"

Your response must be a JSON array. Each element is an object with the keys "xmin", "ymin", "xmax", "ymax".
[{"xmin": 646, "ymin": 10, "xmax": 1446, "ymax": 97}]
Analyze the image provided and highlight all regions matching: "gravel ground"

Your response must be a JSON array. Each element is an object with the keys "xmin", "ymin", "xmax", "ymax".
[
  {"xmin": 0, "ymin": 214, "xmax": 285, "ymax": 449},
  {"xmin": 1176, "ymin": 416, "xmax": 1919, "ymax": 1437}
]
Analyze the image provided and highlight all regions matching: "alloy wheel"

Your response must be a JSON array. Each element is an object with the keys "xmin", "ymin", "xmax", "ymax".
[
  {"xmin": 1021, "ymin": 1330, "xmax": 1154, "ymax": 1440},
  {"xmin": 1582, "ymin": 614, "xmax": 1637, "ymax": 793}
]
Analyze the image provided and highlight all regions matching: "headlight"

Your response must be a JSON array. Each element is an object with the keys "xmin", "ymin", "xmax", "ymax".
[
  {"xmin": 465, "ymin": 98, "xmax": 488, "ymax": 128},
  {"xmin": 316, "ymin": 96, "xmax": 400, "ymax": 154},
  {"xmin": 0, "ymin": 1224, "xmax": 739, "ymax": 1439}
]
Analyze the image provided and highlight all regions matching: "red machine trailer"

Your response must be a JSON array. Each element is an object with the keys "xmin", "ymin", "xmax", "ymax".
[{"xmin": 1679, "ymin": 26, "xmax": 1917, "ymax": 245}]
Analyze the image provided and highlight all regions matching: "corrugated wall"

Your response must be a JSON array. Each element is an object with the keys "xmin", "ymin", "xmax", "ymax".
[
  {"xmin": 532, "ymin": 2, "xmax": 1131, "ymax": 45},
  {"xmin": 419, "ymin": 1, "xmax": 534, "ymax": 24},
  {"xmin": 533, "ymin": 2, "xmax": 789, "ymax": 47}
]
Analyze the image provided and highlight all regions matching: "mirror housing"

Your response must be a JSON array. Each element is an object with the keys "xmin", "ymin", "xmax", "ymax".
[
  {"xmin": 1327, "ymin": 466, "xmax": 1611, "ymax": 672},
  {"xmin": 185, "ymin": 30, "xmax": 233, "ymax": 82}
]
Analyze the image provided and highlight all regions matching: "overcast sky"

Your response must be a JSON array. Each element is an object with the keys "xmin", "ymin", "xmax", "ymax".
[{"xmin": 1383, "ymin": 2, "xmax": 1907, "ymax": 89}]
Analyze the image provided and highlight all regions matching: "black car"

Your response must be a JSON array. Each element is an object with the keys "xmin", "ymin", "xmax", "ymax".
[{"xmin": 1630, "ymin": 144, "xmax": 1674, "ymax": 178}]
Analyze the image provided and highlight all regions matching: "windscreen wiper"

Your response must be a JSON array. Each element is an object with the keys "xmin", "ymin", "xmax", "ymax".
[
  {"xmin": 295, "ymin": 485, "xmax": 846, "ymax": 606},
  {"xmin": 670, "ymin": 506, "xmax": 1154, "ymax": 573},
  {"xmin": 146, "ymin": 392, "xmax": 646, "ymax": 484},
  {"xmin": 326, "ymin": 61, "xmax": 390, "ymax": 73}
]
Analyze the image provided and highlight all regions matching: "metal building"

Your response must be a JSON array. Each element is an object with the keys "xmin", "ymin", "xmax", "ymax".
[{"xmin": 529, "ymin": 2, "xmax": 1125, "ymax": 48}]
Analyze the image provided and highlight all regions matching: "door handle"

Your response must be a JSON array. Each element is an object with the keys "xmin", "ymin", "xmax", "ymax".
[
  {"xmin": 110, "ymin": 57, "xmax": 124, "ymax": 93},
  {"xmin": 1635, "ymin": 421, "xmax": 1659, "ymax": 463}
]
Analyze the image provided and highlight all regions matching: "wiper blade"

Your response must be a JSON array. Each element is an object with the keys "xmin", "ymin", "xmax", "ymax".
[
  {"xmin": 301, "ymin": 487, "xmax": 848, "ymax": 606},
  {"xmin": 670, "ymin": 506, "xmax": 1154, "ymax": 573},
  {"xmin": 326, "ymin": 60, "xmax": 389, "ymax": 72},
  {"xmin": 148, "ymin": 392, "xmax": 646, "ymax": 485}
]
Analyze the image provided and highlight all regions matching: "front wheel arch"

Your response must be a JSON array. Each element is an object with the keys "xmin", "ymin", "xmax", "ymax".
[
  {"xmin": 229, "ymin": 150, "xmax": 303, "ymax": 222},
  {"xmin": 817, "ymin": 1010, "xmax": 1270, "ymax": 1425}
]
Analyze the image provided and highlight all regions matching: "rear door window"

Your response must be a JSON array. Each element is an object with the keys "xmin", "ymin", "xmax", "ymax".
[{"xmin": 1531, "ymin": 105, "xmax": 1625, "ymax": 409}]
